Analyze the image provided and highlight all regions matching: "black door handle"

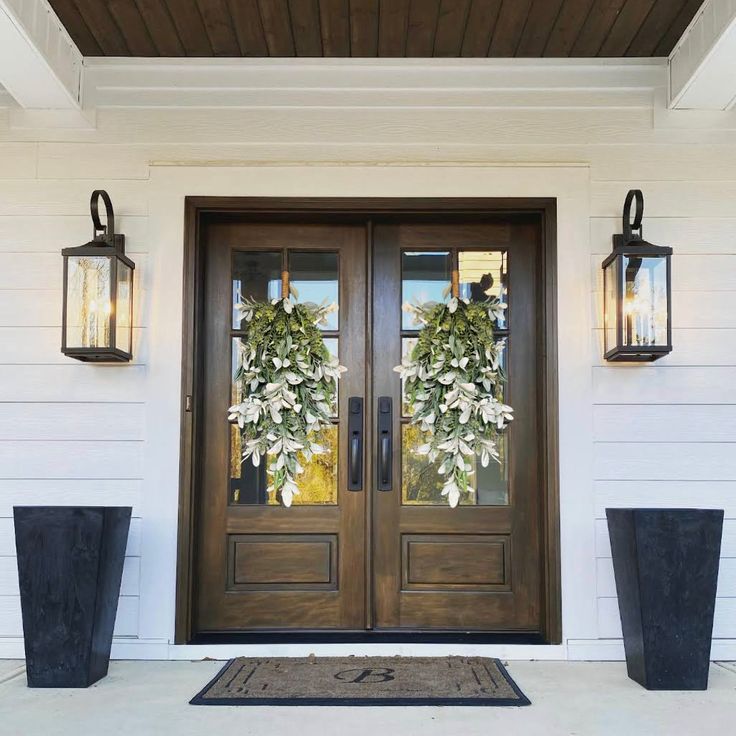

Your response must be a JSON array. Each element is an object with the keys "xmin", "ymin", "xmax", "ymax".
[
  {"xmin": 347, "ymin": 397, "xmax": 363, "ymax": 491},
  {"xmin": 377, "ymin": 396, "xmax": 392, "ymax": 491}
]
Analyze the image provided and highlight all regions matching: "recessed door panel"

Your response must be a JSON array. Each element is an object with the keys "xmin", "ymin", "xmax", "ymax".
[{"xmin": 402, "ymin": 534, "xmax": 509, "ymax": 590}]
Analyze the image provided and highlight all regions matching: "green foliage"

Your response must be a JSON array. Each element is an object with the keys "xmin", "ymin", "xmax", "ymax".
[
  {"xmin": 395, "ymin": 297, "xmax": 513, "ymax": 507},
  {"xmin": 229, "ymin": 297, "xmax": 345, "ymax": 507}
]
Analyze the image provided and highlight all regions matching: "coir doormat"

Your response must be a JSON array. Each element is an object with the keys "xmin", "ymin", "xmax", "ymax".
[{"xmin": 190, "ymin": 656, "xmax": 530, "ymax": 706}]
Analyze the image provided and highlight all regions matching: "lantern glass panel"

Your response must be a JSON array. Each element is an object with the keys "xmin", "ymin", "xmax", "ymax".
[
  {"xmin": 603, "ymin": 259, "xmax": 618, "ymax": 354},
  {"xmin": 65, "ymin": 255, "xmax": 112, "ymax": 349},
  {"xmin": 116, "ymin": 260, "xmax": 133, "ymax": 354},
  {"xmin": 621, "ymin": 255, "xmax": 668, "ymax": 348}
]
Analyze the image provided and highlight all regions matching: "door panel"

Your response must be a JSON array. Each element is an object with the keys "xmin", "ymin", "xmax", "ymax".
[
  {"xmin": 195, "ymin": 221, "xmax": 367, "ymax": 632},
  {"xmin": 372, "ymin": 222, "xmax": 541, "ymax": 631}
]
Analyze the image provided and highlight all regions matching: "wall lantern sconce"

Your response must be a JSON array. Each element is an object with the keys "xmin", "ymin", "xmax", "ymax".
[
  {"xmin": 61, "ymin": 190, "xmax": 135, "ymax": 362},
  {"xmin": 602, "ymin": 189, "xmax": 672, "ymax": 362}
]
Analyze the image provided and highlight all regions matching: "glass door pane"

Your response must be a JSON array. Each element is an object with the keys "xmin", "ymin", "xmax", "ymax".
[
  {"xmin": 400, "ymin": 248, "xmax": 510, "ymax": 506},
  {"xmin": 229, "ymin": 248, "xmax": 340, "ymax": 506}
]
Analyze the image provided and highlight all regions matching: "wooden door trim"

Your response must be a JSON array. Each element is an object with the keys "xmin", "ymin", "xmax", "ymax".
[{"xmin": 176, "ymin": 196, "xmax": 560, "ymax": 645}]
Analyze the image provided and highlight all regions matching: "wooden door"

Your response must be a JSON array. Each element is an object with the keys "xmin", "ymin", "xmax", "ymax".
[
  {"xmin": 190, "ymin": 213, "xmax": 546, "ymax": 636},
  {"xmin": 194, "ymin": 221, "xmax": 367, "ymax": 632},
  {"xmin": 372, "ymin": 221, "xmax": 542, "ymax": 631}
]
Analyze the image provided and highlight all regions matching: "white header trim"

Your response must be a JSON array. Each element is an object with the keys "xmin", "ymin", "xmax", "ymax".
[{"xmin": 82, "ymin": 57, "xmax": 667, "ymax": 110}]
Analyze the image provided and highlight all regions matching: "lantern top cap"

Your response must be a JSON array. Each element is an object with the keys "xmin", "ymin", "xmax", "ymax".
[{"xmin": 61, "ymin": 190, "xmax": 133, "ymax": 268}]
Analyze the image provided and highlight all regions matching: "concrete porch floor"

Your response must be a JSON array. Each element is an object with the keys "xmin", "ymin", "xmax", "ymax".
[{"xmin": 0, "ymin": 659, "xmax": 735, "ymax": 736}]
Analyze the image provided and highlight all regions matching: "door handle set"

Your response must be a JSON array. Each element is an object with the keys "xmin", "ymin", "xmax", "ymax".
[
  {"xmin": 347, "ymin": 397, "xmax": 363, "ymax": 491},
  {"xmin": 347, "ymin": 395, "xmax": 393, "ymax": 492},
  {"xmin": 377, "ymin": 396, "xmax": 393, "ymax": 491}
]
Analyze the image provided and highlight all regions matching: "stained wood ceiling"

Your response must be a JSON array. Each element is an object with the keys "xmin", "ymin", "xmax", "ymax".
[{"xmin": 49, "ymin": 0, "xmax": 703, "ymax": 58}]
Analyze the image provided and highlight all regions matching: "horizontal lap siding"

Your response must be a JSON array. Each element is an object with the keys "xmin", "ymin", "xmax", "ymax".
[
  {"xmin": 0, "ymin": 85, "xmax": 735, "ymax": 652},
  {"xmin": 0, "ymin": 147, "xmax": 149, "ymax": 641},
  {"xmin": 590, "ymin": 168, "xmax": 736, "ymax": 642}
]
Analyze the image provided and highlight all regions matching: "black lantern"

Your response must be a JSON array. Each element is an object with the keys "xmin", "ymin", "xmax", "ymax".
[
  {"xmin": 61, "ymin": 191, "xmax": 135, "ymax": 362},
  {"xmin": 602, "ymin": 190, "xmax": 672, "ymax": 362}
]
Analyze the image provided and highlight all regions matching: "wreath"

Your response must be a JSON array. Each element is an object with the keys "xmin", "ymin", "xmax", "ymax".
[
  {"xmin": 395, "ymin": 296, "xmax": 513, "ymax": 507},
  {"xmin": 228, "ymin": 296, "xmax": 345, "ymax": 507}
]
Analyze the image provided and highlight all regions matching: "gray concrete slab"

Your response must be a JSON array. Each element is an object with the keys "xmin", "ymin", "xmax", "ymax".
[
  {"xmin": 0, "ymin": 660, "xmax": 734, "ymax": 736},
  {"xmin": 0, "ymin": 660, "xmax": 24, "ymax": 682}
]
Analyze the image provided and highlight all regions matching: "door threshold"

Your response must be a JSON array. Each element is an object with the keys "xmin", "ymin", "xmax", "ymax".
[{"xmin": 190, "ymin": 631, "xmax": 547, "ymax": 645}]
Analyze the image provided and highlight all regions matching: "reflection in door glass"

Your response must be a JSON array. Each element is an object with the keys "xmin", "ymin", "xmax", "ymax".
[
  {"xmin": 401, "ymin": 251, "xmax": 451, "ymax": 329},
  {"xmin": 232, "ymin": 251, "xmax": 282, "ymax": 329},
  {"xmin": 289, "ymin": 252, "xmax": 339, "ymax": 330},
  {"xmin": 323, "ymin": 338, "xmax": 339, "ymax": 417},
  {"xmin": 400, "ymin": 338, "xmax": 417, "ymax": 416},
  {"xmin": 458, "ymin": 250, "xmax": 508, "ymax": 329},
  {"xmin": 401, "ymin": 425, "xmax": 509, "ymax": 506},
  {"xmin": 230, "ymin": 423, "xmax": 338, "ymax": 505}
]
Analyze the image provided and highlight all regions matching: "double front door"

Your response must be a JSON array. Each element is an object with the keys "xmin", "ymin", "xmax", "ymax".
[{"xmin": 193, "ymin": 214, "xmax": 544, "ymax": 634}]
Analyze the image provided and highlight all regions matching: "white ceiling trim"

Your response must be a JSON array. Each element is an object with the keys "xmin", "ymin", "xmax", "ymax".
[
  {"xmin": 0, "ymin": 0, "xmax": 82, "ymax": 109},
  {"xmin": 82, "ymin": 57, "xmax": 667, "ymax": 110},
  {"xmin": 669, "ymin": 0, "xmax": 736, "ymax": 110}
]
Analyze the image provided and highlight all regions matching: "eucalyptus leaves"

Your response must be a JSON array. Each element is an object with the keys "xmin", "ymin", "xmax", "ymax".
[
  {"xmin": 395, "ymin": 296, "xmax": 513, "ymax": 508},
  {"xmin": 228, "ymin": 296, "xmax": 345, "ymax": 507}
]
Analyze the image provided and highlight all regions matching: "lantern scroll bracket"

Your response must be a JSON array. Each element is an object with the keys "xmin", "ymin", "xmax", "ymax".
[
  {"xmin": 622, "ymin": 188, "xmax": 644, "ymax": 243},
  {"xmin": 90, "ymin": 189, "xmax": 125, "ymax": 252}
]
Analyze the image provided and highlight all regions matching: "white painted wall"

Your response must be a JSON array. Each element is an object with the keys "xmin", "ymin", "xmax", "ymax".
[{"xmin": 0, "ymin": 59, "xmax": 734, "ymax": 661}]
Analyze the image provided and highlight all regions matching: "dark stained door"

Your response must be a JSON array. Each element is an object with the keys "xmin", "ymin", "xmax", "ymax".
[
  {"xmin": 195, "ymin": 221, "xmax": 367, "ymax": 631},
  {"xmin": 193, "ymin": 215, "xmax": 543, "ymax": 634},
  {"xmin": 372, "ymin": 221, "xmax": 542, "ymax": 631}
]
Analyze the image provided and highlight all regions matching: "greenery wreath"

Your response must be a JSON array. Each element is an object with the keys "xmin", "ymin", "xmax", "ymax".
[
  {"xmin": 228, "ymin": 296, "xmax": 346, "ymax": 507},
  {"xmin": 395, "ymin": 296, "xmax": 513, "ymax": 507}
]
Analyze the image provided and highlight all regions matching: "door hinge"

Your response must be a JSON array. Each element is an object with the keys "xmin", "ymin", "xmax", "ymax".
[{"xmin": 185, "ymin": 395, "xmax": 193, "ymax": 412}]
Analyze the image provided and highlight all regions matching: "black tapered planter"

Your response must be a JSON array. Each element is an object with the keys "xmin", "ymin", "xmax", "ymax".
[
  {"xmin": 606, "ymin": 508, "xmax": 723, "ymax": 690},
  {"xmin": 13, "ymin": 506, "xmax": 131, "ymax": 688}
]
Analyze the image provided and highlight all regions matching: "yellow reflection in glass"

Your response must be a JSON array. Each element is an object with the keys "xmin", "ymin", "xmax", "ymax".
[
  {"xmin": 230, "ymin": 423, "xmax": 337, "ymax": 505},
  {"xmin": 291, "ymin": 425, "xmax": 338, "ymax": 505},
  {"xmin": 401, "ymin": 424, "xmax": 509, "ymax": 506},
  {"xmin": 458, "ymin": 250, "xmax": 507, "ymax": 328}
]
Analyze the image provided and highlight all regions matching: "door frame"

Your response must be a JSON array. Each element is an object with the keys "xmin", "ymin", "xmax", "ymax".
[{"xmin": 175, "ymin": 196, "xmax": 560, "ymax": 645}]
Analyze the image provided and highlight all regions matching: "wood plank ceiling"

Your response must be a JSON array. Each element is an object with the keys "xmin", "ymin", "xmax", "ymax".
[{"xmin": 49, "ymin": 0, "xmax": 703, "ymax": 58}]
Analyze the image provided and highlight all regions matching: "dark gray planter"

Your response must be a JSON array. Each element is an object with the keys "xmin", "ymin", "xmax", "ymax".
[
  {"xmin": 13, "ymin": 506, "xmax": 132, "ymax": 688},
  {"xmin": 606, "ymin": 508, "xmax": 723, "ymax": 690}
]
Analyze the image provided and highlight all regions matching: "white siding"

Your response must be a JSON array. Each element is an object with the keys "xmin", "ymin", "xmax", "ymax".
[{"xmin": 0, "ymin": 60, "xmax": 734, "ymax": 657}]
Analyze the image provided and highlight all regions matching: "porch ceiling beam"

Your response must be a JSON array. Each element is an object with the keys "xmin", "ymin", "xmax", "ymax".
[
  {"xmin": 0, "ymin": 0, "xmax": 81, "ymax": 109},
  {"xmin": 669, "ymin": 0, "xmax": 736, "ymax": 110}
]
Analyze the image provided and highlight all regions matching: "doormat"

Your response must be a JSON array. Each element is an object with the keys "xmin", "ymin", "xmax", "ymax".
[{"xmin": 190, "ymin": 656, "xmax": 530, "ymax": 706}]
